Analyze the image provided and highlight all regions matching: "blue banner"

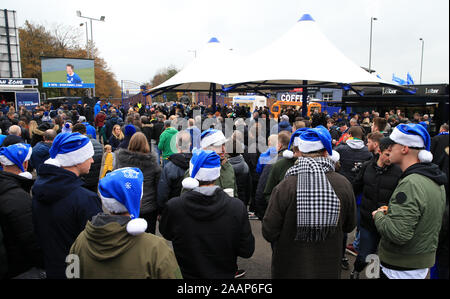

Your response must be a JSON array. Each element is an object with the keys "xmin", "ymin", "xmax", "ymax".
[
  {"xmin": 0, "ymin": 78, "xmax": 38, "ymax": 86},
  {"xmin": 16, "ymin": 92, "xmax": 40, "ymax": 111},
  {"xmin": 43, "ymin": 82, "xmax": 95, "ymax": 88}
]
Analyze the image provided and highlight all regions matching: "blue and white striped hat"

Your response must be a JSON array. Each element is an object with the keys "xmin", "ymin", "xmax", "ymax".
[
  {"xmin": 387, "ymin": 123, "xmax": 433, "ymax": 162},
  {"xmin": 182, "ymin": 148, "xmax": 221, "ymax": 189},
  {"xmin": 45, "ymin": 132, "xmax": 94, "ymax": 167},
  {"xmin": 200, "ymin": 129, "xmax": 227, "ymax": 149},
  {"xmin": 0, "ymin": 143, "xmax": 32, "ymax": 173},
  {"xmin": 98, "ymin": 167, "xmax": 147, "ymax": 235}
]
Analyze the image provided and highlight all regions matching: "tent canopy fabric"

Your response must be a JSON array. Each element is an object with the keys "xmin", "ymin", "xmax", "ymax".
[
  {"xmin": 222, "ymin": 14, "xmax": 395, "ymax": 91},
  {"xmin": 148, "ymin": 13, "xmax": 404, "ymax": 96},
  {"xmin": 148, "ymin": 37, "xmax": 241, "ymax": 95}
]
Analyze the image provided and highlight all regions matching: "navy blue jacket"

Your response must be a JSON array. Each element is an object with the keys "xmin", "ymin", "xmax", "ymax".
[
  {"xmin": 30, "ymin": 141, "xmax": 51, "ymax": 174},
  {"xmin": 32, "ymin": 164, "xmax": 102, "ymax": 279}
]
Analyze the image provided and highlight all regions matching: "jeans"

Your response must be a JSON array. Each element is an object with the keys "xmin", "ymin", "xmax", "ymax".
[
  {"xmin": 162, "ymin": 158, "xmax": 169, "ymax": 168},
  {"xmin": 352, "ymin": 204, "xmax": 361, "ymax": 252},
  {"xmin": 353, "ymin": 227, "xmax": 381, "ymax": 272},
  {"xmin": 151, "ymin": 140, "xmax": 162, "ymax": 165}
]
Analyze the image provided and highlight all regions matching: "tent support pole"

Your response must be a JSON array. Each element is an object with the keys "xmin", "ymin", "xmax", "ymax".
[
  {"xmin": 212, "ymin": 83, "xmax": 217, "ymax": 112},
  {"xmin": 302, "ymin": 80, "xmax": 308, "ymax": 117}
]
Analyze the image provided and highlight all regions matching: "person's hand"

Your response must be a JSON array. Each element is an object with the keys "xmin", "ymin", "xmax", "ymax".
[{"xmin": 372, "ymin": 207, "xmax": 387, "ymax": 218}]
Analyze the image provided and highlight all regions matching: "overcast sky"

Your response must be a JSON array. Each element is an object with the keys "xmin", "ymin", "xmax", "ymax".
[{"xmin": 4, "ymin": 0, "xmax": 449, "ymax": 87}]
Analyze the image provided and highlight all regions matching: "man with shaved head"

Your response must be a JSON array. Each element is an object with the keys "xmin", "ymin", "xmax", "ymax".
[
  {"xmin": 2, "ymin": 125, "xmax": 24, "ymax": 147},
  {"xmin": 30, "ymin": 129, "xmax": 56, "ymax": 175}
]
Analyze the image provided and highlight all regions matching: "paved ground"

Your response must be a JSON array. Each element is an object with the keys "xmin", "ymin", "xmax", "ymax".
[{"xmin": 157, "ymin": 218, "xmax": 364, "ymax": 279}]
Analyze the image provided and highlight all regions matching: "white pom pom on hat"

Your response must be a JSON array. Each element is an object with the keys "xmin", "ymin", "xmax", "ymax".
[
  {"xmin": 126, "ymin": 218, "xmax": 148, "ymax": 236},
  {"xmin": 418, "ymin": 150, "xmax": 433, "ymax": 163},
  {"xmin": 329, "ymin": 150, "xmax": 340, "ymax": 163},
  {"xmin": 283, "ymin": 150, "xmax": 294, "ymax": 159},
  {"xmin": 182, "ymin": 176, "xmax": 199, "ymax": 190}
]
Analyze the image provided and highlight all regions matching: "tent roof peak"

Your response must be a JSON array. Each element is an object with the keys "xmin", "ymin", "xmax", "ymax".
[
  {"xmin": 208, "ymin": 37, "xmax": 220, "ymax": 43},
  {"xmin": 298, "ymin": 14, "xmax": 315, "ymax": 22}
]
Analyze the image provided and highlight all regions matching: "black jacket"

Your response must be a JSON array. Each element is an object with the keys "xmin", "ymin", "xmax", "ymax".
[
  {"xmin": 81, "ymin": 138, "xmax": 104, "ymax": 193},
  {"xmin": 156, "ymin": 152, "xmax": 192, "ymax": 211},
  {"xmin": 152, "ymin": 121, "xmax": 165, "ymax": 144},
  {"xmin": 1, "ymin": 135, "xmax": 24, "ymax": 147},
  {"xmin": 32, "ymin": 164, "xmax": 102, "ymax": 279},
  {"xmin": 228, "ymin": 154, "xmax": 252, "ymax": 206},
  {"xmin": 431, "ymin": 133, "xmax": 449, "ymax": 166},
  {"xmin": 0, "ymin": 171, "xmax": 44, "ymax": 278},
  {"xmin": 159, "ymin": 187, "xmax": 255, "ymax": 279},
  {"xmin": 353, "ymin": 156, "xmax": 402, "ymax": 233},
  {"xmin": 114, "ymin": 149, "xmax": 161, "ymax": 215},
  {"xmin": 335, "ymin": 141, "xmax": 373, "ymax": 184}
]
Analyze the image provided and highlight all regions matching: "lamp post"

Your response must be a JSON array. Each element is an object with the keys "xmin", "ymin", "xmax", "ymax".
[
  {"xmin": 419, "ymin": 38, "xmax": 424, "ymax": 84},
  {"xmin": 188, "ymin": 49, "xmax": 197, "ymax": 58},
  {"xmin": 79, "ymin": 22, "xmax": 88, "ymax": 56},
  {"xmin": 368, "ymin": 17, "xmax": 377, "ymax": 73},
  {"xmin": 76, "ymin": 11, "xmax": 105, "ymax": 98}
]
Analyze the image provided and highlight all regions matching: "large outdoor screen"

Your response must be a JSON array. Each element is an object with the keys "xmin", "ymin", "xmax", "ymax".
[{"xmin": 41, "ymin": 57, "xmax": 95, "ymax": 88}]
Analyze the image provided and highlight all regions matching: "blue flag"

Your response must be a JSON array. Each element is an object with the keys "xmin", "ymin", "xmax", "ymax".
[
  {"xmin": 392, "ymin": 73, "xmax": 406, "ymax": 85},
  {"xmin": 376, "ymin": 74, "xmax": 382, "ymax": 79},
  {"xmin": 406, "ymin": 73, "xmax": 415, "ymax": 85}
]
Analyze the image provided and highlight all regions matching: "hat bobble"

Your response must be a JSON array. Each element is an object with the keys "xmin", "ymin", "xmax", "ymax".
[
  {"xmin": 126, "ymin": 218, "xmax": 148, "ymax": 236},
  {"xmin": 418, "ymin": 150, "xmax": 433, "ymax": 163},
  {"xmin": 182, "ymin": 176, "xmax": 199, "ymax": 190},
  {"xmin": 329, "ymin": 150, "xmax": 340, "ymax": 163},
  {"xmin": 283, "ymin": 150, "xmax": 294, "ymax": 159}
]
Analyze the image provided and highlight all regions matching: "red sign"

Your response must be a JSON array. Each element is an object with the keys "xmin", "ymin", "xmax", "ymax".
[{"xmin": 291, "ymin": 88, "xmax": 303, "ymax": 92}]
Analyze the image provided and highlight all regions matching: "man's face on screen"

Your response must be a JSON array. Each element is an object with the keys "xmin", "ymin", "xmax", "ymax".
[{"xmin": 66, "ymin": 66, "xmax": 74, "ymax": 75}]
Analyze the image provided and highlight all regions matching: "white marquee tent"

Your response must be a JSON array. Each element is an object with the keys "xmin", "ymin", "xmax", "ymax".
[{"xmin": 148, "ymin": 13, "xmax": 408, "ymax": 102}]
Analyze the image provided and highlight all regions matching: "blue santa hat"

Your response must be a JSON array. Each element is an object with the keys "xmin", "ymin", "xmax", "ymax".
[
  {"xmin": 182, "ymin": 149, "xmax": 221, "ymax": 190},
  {"xmin": 98, "ymin": 167, "xmax": 147, "ymax": 235},
  {"xmin": 124, "ymin": 124, "xmax": 136, "ymax": 137},
  {"xmin": 45, "ymin": 132, "xmax": 94, "ymax": 167},
  {"xmin": 283, "ymin": 128, "xmax": 309, "ymax": 159},
  {"xmin": 387, "ymin": 123, "xmax": 433, "ymax": 162},
  {"xmin": 200, "ymin": 129, "xmax": 227, "ymax": 149},
  {"xmin": 61, "ymin": 122, "xmax": 72, "ymax": 133},
  {"xmin": 0, "ymin": 143, "xmax": 33, "ymax": 178},
  {"xmin": 287, "ymin": 126, "xmax": 340, "ymax": 162}
]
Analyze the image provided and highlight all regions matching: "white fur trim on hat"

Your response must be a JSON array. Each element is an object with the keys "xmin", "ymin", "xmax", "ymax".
[
  {"xmin": 0, "ymin": 155, "xmax": 14, "ymax": 166},
  {"xmin": 191, "ymin": 165, "xmax": 221, "ymax": 181},
  {"xmin": 390, "ymin": 128, "xmax": 425, "ymax": 148},
  {"xmin": 45, "ymin": 141, "xmax": 94, "ymax": 167},
  {"xmin": 99, "ymin": 193, "xmax": 128, "ymax": 214},
  {"xmin": 298, "ymin": 139, "xmax": 324, "ymax": 153},
  {"xmin": 0, "ymin": 147, "xmax": 32, "ymax": 166},
  {"xmin": 201, "ymin": 131, "xmax": 227, "ymax": 149},
  {"xmin": 292, "ymin": 136, "xmax": 302, "ymax": 148},
  {"xmin": 418, "ymin": 150, "xmax": 433, "ymax": 163},
  {"xmin": 126, "ymin": 218, "xmax": 148, "ymax": 236}
]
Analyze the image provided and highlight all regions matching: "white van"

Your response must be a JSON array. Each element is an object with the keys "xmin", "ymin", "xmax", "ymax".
[{"xmin": 232, "ymin": 95, "xmax": 267, "ymax": 113}]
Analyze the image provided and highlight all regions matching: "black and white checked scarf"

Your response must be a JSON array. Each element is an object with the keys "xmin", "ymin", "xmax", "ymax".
[{"xmin": 285, "ymin": 157, "xmax": 341, "ymax": 242}]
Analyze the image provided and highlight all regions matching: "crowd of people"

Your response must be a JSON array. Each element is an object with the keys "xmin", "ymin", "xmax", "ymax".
[{"xmin": 0, "ymin": 98, "xmax": 448, "ymax": 280}]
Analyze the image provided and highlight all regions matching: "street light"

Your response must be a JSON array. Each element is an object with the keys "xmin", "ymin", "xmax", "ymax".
[
  {"xmin": 419, "ymin": 38, "xmax": 424, "ymax": 84},
  {"xmin": 188, "ymin": 49, "xmax": 197, "ymax": 58},
  {"xmin": 76, "ymin": 10, "xmax": 106, "ymax": 98},
  {"xmin": 79, "ymin": 22, "xmax": 88, "ymax": 53},
  {"xmin": 368, "ymin": 17, "xmax": 378, "ymax": 73}
]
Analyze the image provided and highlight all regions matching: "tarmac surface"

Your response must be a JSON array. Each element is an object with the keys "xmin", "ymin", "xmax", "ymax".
[{"xmin": 157, "ymin": 216, "xmax": 364, "ymax": 280}]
